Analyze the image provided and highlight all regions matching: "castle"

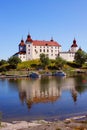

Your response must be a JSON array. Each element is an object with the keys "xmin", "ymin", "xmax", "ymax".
[{"xmin": 14, "ymin": 34, "xmax": 78, "ymax": 62}]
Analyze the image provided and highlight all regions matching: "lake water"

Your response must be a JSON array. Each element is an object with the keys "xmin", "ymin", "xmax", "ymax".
[{"xmin": 0, "ymin": 75, "xmax": 87, "ymax": 121}]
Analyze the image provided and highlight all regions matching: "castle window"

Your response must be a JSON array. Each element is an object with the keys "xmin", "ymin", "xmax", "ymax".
[
  {"xmin": 35, "ymin": 49, "xmax": 38, "ymax": 53},
  {"xmin": 43, "ymin": 49, "xmax": 45, "ymax": 52},
  {"xmin": 47, "ymin": 49, "xmax": 49, "ymax": 52},
  {"xmin": 28, "ymin": 45, "xmax": 30, "ymax": 47},
  {"xmin": 40, "ymin": 49, "xmax": 42, "ymax": 52}
]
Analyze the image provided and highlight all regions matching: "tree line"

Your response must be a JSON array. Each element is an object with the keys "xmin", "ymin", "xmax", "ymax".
[{"xmin": 0, "ymin": 49, "xmax": 87, "ymax": 72}]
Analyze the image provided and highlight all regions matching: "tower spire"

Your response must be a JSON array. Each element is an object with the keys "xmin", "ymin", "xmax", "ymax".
[
  {"xmin": 50, "ymin": 37, "xmax": 54, "ymax": 42},
  {"xmin": 26, "ymin": 33, "xmax": 33, "ymax": 42}
]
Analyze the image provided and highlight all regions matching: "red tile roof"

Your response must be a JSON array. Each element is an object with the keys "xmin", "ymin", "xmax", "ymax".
[
  {"xmin": 32, "ymin": 40, "xmax": 61, "ymax": 47},
  {"xmin": 26, "ymin": 34, "xmax": 33, "ymax": 42},
  {"xmin": 25, "ymin": 34, "xmax": 61, "ymax": 47}
]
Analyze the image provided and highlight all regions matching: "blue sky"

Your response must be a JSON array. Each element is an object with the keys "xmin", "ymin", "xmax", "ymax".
[{"xmin": 0, "ymin": 0, "xmax": 87, "ymax": 60}]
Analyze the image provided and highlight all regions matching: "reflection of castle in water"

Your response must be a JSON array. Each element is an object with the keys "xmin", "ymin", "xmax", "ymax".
[{"xmin": 18, "ymin": 77, "xmax": 78, "ymax": 109}]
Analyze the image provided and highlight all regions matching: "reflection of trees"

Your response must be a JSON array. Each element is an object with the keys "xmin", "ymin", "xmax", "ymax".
[
  {"xmin": 71, "ymin": 89, "xmax": 78, "ymax": 103},
  {"xmin": 75, "ymin": 75, "xmax": 87, "ymax": 94},
  {"xmin": 26, "ymin": 99, "xmax": 33, "ymax": 109},
  {"xmin": 75, "ymin": 85, "xmax": 87, "ymax": 94},
  {"xmin": 7, "ymin": 79, "xmax": 21, "ymax": 91}
]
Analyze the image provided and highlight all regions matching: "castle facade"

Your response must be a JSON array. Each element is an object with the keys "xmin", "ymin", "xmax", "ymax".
[{"xmin": 14, "ymin": 34, "xmax": 78, "ymax": 62}]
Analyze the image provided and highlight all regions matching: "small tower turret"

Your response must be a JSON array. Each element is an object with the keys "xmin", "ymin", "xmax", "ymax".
[
  {"xmin": 50, "ymin": 37, "xmax": 54, "ymax": 42},
  {"xmin": 26, "ymin": 34, "xmax": 33, "ymax": 43},
  {"xmin": 70, "ymin": 38, "xmax": 78, "ymax": 52},
  {"xmin": 19, "ymin": 39, "xmax": 26, "ymax": 52}
]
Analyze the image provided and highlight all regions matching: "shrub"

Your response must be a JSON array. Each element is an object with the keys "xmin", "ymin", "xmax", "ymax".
[{"xmin": 67, "ymin": 62, "xmax": 81, "ymax": 68}]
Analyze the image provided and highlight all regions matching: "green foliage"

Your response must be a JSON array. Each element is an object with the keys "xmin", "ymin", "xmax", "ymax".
[
  {"xmin": 55, "ymin": 56, "xmax": 66, "ymax": 69},
  {"xmin": 0, "ymin": 59, "xmax": 7, "ymax": 66},
  {"xmin": 17, "ymin": 59, "xmax": 40, "ymax": 70},
  {"xmin": 67, "ymin": 61, "xmax": 81, "ymax": 68},
  {"xmin": 40, "ymin": 53, "xmax": 50, "ymax": 68},
  {"xmin": 47, "ymin": 59, "xmax": 55, "ymax": 69},
  {"xmin": 8, "ymin": 56, "xmax": 21, "ymax": 69},
  {"xmin": 0, "ymin": 63, "xmax": 9, "ymax": 72},
  {"xmin": 0, "ymin": 59, "xmax": 8, "ymax": 72},
  {"xmin": 74, "ymin": 49, "xmax": 87, "ymax": 67},
  {"xmin": 82, "ymin": 62, "xmax": 87, "ymax": 69}
]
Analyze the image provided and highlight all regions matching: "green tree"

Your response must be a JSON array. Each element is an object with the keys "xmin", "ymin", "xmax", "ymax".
[
  {"xmin": 8, "ymin": 56, "xmax": 21, "ymax": 69},
  {"xmin": 0, "ymin": 59, "xmax": 7, "ymax": 66},
  {"xmin": 74, "ymin": 49, "xmax": 87, "ymax": 67},
  {"xmin": 40, "ymin": 53, "xmax": 50, "ymax": 69},
  {"xmin": 55, "ymin": 56, "xmax": 66, "ymax": 69}
]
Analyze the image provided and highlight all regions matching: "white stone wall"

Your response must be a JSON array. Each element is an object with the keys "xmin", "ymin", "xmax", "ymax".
[
  {"xmin": 26, "ymin": 42, "xmax": 33, "ymax": 60},
  {"xmin": 70, "ymin": 46, "xmax": 78, "ymax": 52},
  {"xmin": 32, "ymin": 45, "xmax": 41, "ymax": 59},
  {"xmin": 32, "ymin": 45, "xmax": 61, "ymax": 60},
  {"xmin": 59, "ymin": 52, "xmax": 75, "ymax": 61},
  {"xmin": 18, "ymin": 54, "xmax": 26, "ymax": 61}
]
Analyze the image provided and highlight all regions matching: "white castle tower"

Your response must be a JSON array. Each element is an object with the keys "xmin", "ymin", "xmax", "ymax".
[
  {"xmin": 70, "ymin": 38, "xmax": 78, "ymax": 52},
  {"xmin": 25, "ymin": 34, "xmax": 33, "ymax": 60}
]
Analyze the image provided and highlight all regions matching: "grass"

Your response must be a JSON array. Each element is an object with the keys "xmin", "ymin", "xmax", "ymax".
[{"xmin": 17, "ymin": 59, "xmax": 40, "ymax": 70}]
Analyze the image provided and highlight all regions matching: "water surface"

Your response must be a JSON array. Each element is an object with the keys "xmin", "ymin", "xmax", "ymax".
[{"xmin": 0, "ymin": 75, "xmax": 87, "ymax": 121}]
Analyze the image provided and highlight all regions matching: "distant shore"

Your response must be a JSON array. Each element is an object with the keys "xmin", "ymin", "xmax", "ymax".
[
  {"xmin": 0, "ymin": 74, "xmax": 28, "ymax": 79},
  {"xmin": 0, "ymin": 68, "xmax": 87, "ymax": 79}
]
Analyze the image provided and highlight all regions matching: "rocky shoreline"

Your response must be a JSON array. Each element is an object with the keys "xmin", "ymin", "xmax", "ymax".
[{"xmin": 1, "ymin": 115, "xmax": 87, "ymax": 130}]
